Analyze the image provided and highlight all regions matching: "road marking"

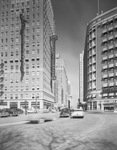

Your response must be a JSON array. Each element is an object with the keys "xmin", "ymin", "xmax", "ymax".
[
  {"xmin": 80, "ymin": 115, "xmax": 105, "ymax": 139},
  {"xmin": 0, "ymin": 121, "xmax": 29, "ymax": 127},
  {"xmin": 56, "ymin": 115, "xmax": 105, "ymax": 150}
]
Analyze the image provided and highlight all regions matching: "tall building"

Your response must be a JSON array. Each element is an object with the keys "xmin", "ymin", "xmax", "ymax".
[
  {"xmin": 55, "ymin": 54, "xmax": 68, "ymax": 107},
  {"xmin": 0, "ymin": 0, "xmax": 57, "ymax": 110},
  {"xmin": 67, "ymin": 80, "xmax": 72, "ymax": 108},
  {"xmin": 79, "ymin": 51, "xmax": 84, "ymax": 103},
  {"xmin": 84, "ymin": 7, "xmax": 117, "ymax": 111}
]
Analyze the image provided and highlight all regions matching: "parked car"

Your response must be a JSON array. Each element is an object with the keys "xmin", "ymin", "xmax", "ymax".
[
  {"xmin": 70, "ymin": 109, "xmax": 84, "ymax": 118},
  {"xmin": 0, "ymin": 110, "xmax": 10, "ymax": 117}
]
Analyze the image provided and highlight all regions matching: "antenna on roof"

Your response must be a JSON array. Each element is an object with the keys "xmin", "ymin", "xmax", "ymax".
[{"xmin": 97, "ymin": 0, "xmax": 100, "ymax": 16}]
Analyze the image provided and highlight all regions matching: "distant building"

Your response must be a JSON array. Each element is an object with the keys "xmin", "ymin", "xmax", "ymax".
[
  {"xmin": 84, "ymin": 7, "xmax": 117, "ymax": 111},
  {"xmin": 67, "ymin": 80, "xmax": 72, "ymax": 108},
  {"xmin": 0, "ymin": 0, "xmax": 57, "ymax": 110},
  {"xmin": 79, "ymin": 51, "xmax": 84, "ymax": 103},
  {"xmin": 55, "ymin": 54, "xmax": 69, "ymax": 107}
]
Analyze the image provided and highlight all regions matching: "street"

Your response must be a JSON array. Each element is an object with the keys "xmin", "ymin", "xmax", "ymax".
[{"xmin": 0, "ymin": 112, "xmax": 117, "ymax": 150}]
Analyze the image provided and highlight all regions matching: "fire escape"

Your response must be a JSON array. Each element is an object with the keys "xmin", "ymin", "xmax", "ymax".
[
  {"xmin": 20, "ymin": 12, "xmax": 27, "ymax": 82},
  {"xmin": 0, "ymin": 62, "xmax": 4, "ymax": 100}
]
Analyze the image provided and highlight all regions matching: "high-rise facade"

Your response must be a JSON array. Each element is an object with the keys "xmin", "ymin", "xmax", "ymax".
[
  {"xmin": 84, "ymin": 7, "xmax": 117, "ymax": 111},
  {"xmin": 79, "ymin": 51, "xmax": 84, "ymax": 103},
  {"xmin": 0, "ymin": 0, "xmax": 57, "ymax": 110},
  {"xmin": 55, "ymin": 54, "xmax": 68, "ymax": 107}
]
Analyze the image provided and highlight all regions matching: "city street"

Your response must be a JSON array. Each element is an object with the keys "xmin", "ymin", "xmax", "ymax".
[{"xmin": 0, "ymin": 112, "xmax": 117, "ymax": 150}]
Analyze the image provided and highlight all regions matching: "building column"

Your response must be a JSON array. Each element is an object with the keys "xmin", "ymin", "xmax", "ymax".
[
  {"xmin": 92, "ymin": 101, "xmax": 93, "ymax": 110},
  {"xmin": 40, "ymin": 100, "xmax": 43, "ymax": 109},
  {"xmin": 101, "ymin": 102, "xmax": 104, "ymax": 111},
  {"xmin": 97, "ymin": 101, "xmax": 101, "ymax": 110},
  {"xmin": 7, "ymin": 101, "xmax": 10, "ymax": 108},
  {"xmin": 28, "ymin": 100, "xmax": 31, "ymax": 109},
  {"xmin": 18, "ymin": 101, "xmax": 20, "ymax": 108}
]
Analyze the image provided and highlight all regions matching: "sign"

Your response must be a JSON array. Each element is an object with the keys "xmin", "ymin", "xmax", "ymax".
[{"xmin": 50, "ymin": 35, "xmax": 58, "ymax": 80}]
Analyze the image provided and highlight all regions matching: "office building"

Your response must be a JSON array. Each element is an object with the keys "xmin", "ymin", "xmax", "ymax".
[
  {"xmin": 0, "ymin": 0, "xmax": 57, "ymax": 110},
  {"xmin": 55, "ymin": 54, "xmax": 68, "ymax": 107},
  {"xmin": 84, "ymin": 7, "xmax": 117, "ymax": 111}
]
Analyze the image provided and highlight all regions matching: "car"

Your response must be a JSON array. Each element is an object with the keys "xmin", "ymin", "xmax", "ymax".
[
  {"xmin": 114, "ymin": 110, "xmax": 117, "ymax": 113},
  {"xmin": 59, "ymin": 108, "xmax": 70, "ymax": 118},
  {"xmin": 70, "ymin": 109, "xmax": 84, "ymax": 118},
  {"xmin": 0, "ymin": 110, "xmax": 10, "ymax": 117},
  {"xmin": 27, "ymin": 108, "xmax": 37, "ymax": 114}
]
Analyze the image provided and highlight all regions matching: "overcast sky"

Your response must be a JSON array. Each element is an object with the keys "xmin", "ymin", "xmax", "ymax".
[{"xmin": 51, "ymin": 0, "xmax": 117, "ymax": 107}]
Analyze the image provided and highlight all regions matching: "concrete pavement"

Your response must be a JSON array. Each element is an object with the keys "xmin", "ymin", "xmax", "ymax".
[{"xmin": 0, "ymin": 111, "xmax": 60, "ymax": 126}]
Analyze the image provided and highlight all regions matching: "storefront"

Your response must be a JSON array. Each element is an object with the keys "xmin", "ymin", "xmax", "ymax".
[{"xmin": 103, "ymin": 103, "xmax": 114, "ymax": 111}]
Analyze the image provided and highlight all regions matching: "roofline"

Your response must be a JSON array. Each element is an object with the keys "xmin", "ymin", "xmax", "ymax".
[{"xmin": 88, "ymin": 7, "xmax": 117, "ymax": 26}]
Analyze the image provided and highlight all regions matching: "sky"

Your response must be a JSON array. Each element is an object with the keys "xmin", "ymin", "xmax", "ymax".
[{"xmin": 51, "ymin": 0, "xmax": 117, "ymax": 107}]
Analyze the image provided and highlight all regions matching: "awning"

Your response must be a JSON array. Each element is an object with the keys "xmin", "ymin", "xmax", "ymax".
[{"xmin": 103, "ymin": 103, "xmax": 114, "ymax": 107}]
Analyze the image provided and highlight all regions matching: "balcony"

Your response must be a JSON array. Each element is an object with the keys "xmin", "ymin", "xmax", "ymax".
[
  {"xmin": 92, "ymin": 43, "xmax": 96, "ymax": 47},
  {"xmin": 108, "ymin": 44, "xmax": 114, "ymax": 49},
  {"xmin": 108, "ymin": 63, "xmax": 114, "ymax": 68},
  {"xmin": 102, "ymin": 29, "xmax": 107, "ymax": 34},
  {"xmin": 109, "ymin": 93, "xmax": 114, "ymax": 96},
  {"xmin": 114, "ymin": 53, "xmax": 117, "ymax": 57},
  {"xmin": 92, "ymin": 50, "xmax": 96, "ymax": 55},
  {"xmin": 102, "ymin": 47, "xmax": 108, "ymax": 52},
  {"xmin": 103, "ymin": 93, "xmax": 108, "ymax": 96},
  {"xmin": 115, "ymin": 72, "xmax": 117, "ymax": 76},
  {"xmin": 108, "ymin": 26, "xmax": 113, "ymax": 31},
  {"xmin": 114, "ymin": 24, "xmax": 117, "ymax": 29},
  {"xmin": 102, "ymin": 38, "xmax": 107, "ymax": 43},
  {"xmin": 92, "ymin": 34, "xmax": 96, "ymax": 39},
  {"xmin": 114, "ymin": 33, "xmax": 117, "ymax": 38},
  {"xmin": 102, "ymin": 65, "xmax": 108, "ymax": 69},
  {"xmin": 92, "ymin": 60, "xmax": 96, "ymax": 64},
  {"xmin": 102, "ymin": 56, "xmax": 108, "ymax": 61},
  {"xmin": 108, "ymin": 72, "xmax": 114, "ymax": 77},
  {"xmin": 108, "ymin": 54, "xmax": 114, "ymax": 59},
  {"xmin": 108, "ymin": 35, "xmax": 114, "ymax": 40},
  {"xmin": 109, "ymin": 82, "xmax": 114, "ymax": 86},
  {"xmin": 114, "ymin": 43, "xmax": 117, "ymax": 48},
  {"xmin": 103, "ymin": 83, "xmax": 108, "ymax": 87},
  {"xmin": 103, "ymin": 74, "xmax": 108, "ymax": 78}
]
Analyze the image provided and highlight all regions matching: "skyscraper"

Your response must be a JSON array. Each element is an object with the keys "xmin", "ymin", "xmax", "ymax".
[
  {"xmin": 55, "ymin": 54, "xmax": 68, "ymax": 107},
  {"xmin": 84, "ymin": 7, "xmax": 117, "ymax": 111},
  {"xmin": 0, "ymin": 0, "xmax": 57, "ymax": 110}
]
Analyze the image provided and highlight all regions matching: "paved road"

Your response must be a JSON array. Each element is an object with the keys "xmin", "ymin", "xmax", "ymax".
[{"xmin": 0, "ymin": 112, "xmax": 117, "ymax": 150}]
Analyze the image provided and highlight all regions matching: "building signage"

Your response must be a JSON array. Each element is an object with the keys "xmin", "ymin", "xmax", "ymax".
[{"xmin": 50, "ymin": 35, "xmax": 58, "ymax": 80}]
